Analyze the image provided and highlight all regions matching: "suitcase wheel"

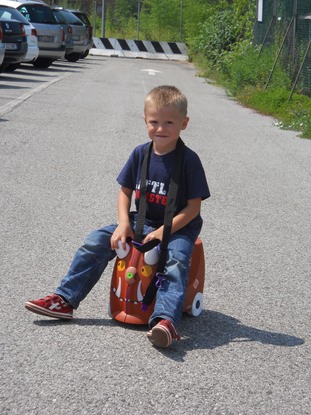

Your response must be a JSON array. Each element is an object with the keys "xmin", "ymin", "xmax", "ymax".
[
  {"xmin": 107, "ymin": 302, "xmax": 112, "ymax": 318},
  {"xmin": 187, "ymin": 292, "xmax": 204, "ymax": 317}
]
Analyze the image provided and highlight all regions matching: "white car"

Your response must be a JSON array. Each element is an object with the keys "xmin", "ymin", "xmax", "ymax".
[{"xmin": 0, "ymin": 2, "xmax": 39, "ymax": 67}]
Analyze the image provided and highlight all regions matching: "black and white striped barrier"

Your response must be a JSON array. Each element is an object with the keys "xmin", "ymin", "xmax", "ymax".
[{"xmin": 90, "ymin": 37, "xmax": 188, "ymax": 61}]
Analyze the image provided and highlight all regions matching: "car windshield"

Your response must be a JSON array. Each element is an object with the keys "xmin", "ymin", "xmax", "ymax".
[
  {"xmin": 60, "ymin": 10, "xmax": 83, "ymax": 25},
  {"xmin": 73, "ymin": 12, "xmax": 91, "ymax": 26},
  {"xmin": 18, "ymin": 4, "xmax": 57, "ymax": 24},
  {"xmin": 0, "ymin": 5, "xmax": 30, "ymax": 25}
]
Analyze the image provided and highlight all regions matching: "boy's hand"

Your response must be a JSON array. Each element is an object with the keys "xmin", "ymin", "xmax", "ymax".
[
  {"xmin": 110, "ymin": 224, "xmax": 134, "ymax": 250},
  {"xmin": 143, "ymin": 227, "xmax": 163, "ymax": 244},
  {"xmin": 113, "ymin": 187, "xmax": 134, "ymax": 251}
]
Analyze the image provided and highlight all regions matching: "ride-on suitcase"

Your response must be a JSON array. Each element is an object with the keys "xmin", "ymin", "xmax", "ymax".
[{"xmin": 109, "ymin": 238, "xmax": 205, "ymax": 325}]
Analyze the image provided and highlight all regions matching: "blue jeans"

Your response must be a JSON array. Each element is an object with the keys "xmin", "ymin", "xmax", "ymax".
[{"xmin": 55, "ymin": 219, "xmax": 202, "ymax": 326}]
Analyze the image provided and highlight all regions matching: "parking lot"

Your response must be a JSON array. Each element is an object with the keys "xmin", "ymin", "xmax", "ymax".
[
  {"xmin": 1, "ymin": 55, "xmax": 311, "ymax": 414},
  {"xmin": 0, "ymin": 60, "xmax": 88, "ymax": 116}
]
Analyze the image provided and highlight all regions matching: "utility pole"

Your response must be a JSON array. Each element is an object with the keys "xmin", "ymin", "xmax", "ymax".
[
  {"xmin": 101, "ymin": 0, "xmax": 105, "ymax": 38},
  {"xmin": 180, "ymin": 1, "xmax": 183, "ymax": 42},
  {"xmin": 136, "ymin": 0, "xmax": 141, "ymax": 40},
  {"xmin": 94, "ymin": 1, "xmax": 96, "ymax": 37}
]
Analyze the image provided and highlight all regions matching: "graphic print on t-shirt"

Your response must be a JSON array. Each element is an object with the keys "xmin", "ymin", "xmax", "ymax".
[
  {"xmin": 116, "ymin": 142, "xmax": 210, "ymax": 224},
  {"xmin": 135, "ymin": 179, "xmax": 168, "ymax": 207}
]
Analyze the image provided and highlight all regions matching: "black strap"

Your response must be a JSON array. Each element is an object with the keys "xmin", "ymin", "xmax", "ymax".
[
  {"xmin": 133, "ymin": 143, "xmax": 152, "ymax": 244},
  {"xmin": 141, "ymin": 138, "xmax": 185, "ymax": 309},
  {"xmin": 156, "ymin": 139, "xmax": 184, "ymax": 271}
]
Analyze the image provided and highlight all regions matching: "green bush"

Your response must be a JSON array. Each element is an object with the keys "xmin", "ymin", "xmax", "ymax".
[
  {"xmin": 220, "ymin": 41, "xmax": 291, "ymax": 95},
  {"xmin": 191, "ymin": 10, "xmax": 241, "ymax": 67}
]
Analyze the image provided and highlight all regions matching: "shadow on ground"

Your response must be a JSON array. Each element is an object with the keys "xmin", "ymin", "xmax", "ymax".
[{"xmin": 33, "ymin": 309, "xmax": 304, "ymax": 361}]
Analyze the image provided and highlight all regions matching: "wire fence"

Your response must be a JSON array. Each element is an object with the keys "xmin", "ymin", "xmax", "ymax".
[{"xmin": 254, "ymin": 0, "xmax": 311, "ymax": 97}]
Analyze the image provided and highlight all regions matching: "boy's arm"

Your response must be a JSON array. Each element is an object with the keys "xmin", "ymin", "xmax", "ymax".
[
  {"xmin": 110, "ymin": 186, "xmax": 134, "ymax": 249},
  {"xmin": 143, "ymin": 198, "xmax": 202, "ymax": 243}
]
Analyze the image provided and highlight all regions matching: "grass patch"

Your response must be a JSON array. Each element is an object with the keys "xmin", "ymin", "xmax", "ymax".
[
  {"xmin": 191, "ymin": 42, "xmax": 311, "ymax": 139},
  {"xmin": 238, "ymin": 87, "xmax": 311, "ymax": 138}
]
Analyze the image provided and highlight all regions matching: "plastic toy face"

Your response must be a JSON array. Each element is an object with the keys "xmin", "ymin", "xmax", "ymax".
[
  {"xmin": 110, "ymin": 242, "xmax": 159, "ymax": 325},
  {"xmin": 109, "ymin": 238, "xmax": 206, "ymax": 325}
]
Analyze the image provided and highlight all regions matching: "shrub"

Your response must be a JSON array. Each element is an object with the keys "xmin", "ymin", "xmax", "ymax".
[
  {"xmin": 191, "ymin": 10, "xmax": 241, "ymax": 68},
  {"xmin": 220, "ymin": 41, "xmax": 291, "ymax": 96}
]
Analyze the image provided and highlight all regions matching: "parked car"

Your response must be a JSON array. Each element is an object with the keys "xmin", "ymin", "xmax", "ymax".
[
  {"xmin": 50, "ymin": 8, "xmax": 73, "ymax": 58},
  {"xmin": 67, "ymin": 9, "xmax": 92, "ymax": 58},
  {"xmin": 0, "ymin": 3, "xmax": 39, "ymax": 70},
  {"xmin": 2, "ymin": 0, "xmax": 65, "ymax": 68},
  {"xmin": 52, "ymin": 7, "xmax": 89, "ymax": 62},
  {"xmin": 0, "ymin": 25, "xmax": 5, "ymax": 68},
  {"xmin": 0, "ymin": 17, "xmax": 28, "ymax": 72}
]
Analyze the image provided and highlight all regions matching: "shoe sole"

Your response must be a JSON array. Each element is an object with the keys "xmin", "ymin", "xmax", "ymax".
[
  {"xmin": 25, "ymin": 302, "xmax": 73, "ymax": 320},
  {"xmin": 147, "ymin": 325, "xmax": 172, "ymax": 348}
]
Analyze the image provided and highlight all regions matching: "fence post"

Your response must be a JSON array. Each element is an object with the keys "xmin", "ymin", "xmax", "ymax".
[
  {"xmin": 259, "ymin": 0, "xmax": 277, "ymax": 54},
  {"xmin": 265, "ymin": 16, "xmax": 294, "ymax": 89},
  {"xmin": 288, "ymin": 39, "xmax": 311, "ymax": 100},
  {"xmin": 290, "ymin": 0, "xmax": 298, "ymax": 75}
]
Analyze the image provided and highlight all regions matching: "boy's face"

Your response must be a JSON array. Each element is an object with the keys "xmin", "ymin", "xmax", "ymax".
[{"xmin": 144, "ymin": 105, "xmax": 189, "ymax": 155}]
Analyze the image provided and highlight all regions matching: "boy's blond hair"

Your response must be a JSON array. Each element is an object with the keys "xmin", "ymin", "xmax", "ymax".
[{"xmin": 144, "ymin": 85, "xmax": 188, "ymax": 118}]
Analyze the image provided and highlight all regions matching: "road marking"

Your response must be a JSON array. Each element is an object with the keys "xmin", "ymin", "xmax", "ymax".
[
  {"xmin": 0, "ymin": 72, "xmax": 71, "ymax": 117},
  {"xmin": 141, "ymin": 69, "xmax": 162, "ymax": 76}
]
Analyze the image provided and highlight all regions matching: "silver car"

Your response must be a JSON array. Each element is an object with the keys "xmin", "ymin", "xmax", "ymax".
[
  {"xmin": 51, "ymin": 7, "xmax": 74, "ymax": 58},
  {"xmin": 52, "ymin": 7, "xmax": 88, "ymax": 62},
  {"xmin": 67, "ymin": 9, "xmax": 92, "ymax": 58},
  {"xmin": 7, "ymin": 0, "xmax": 65, "ymax": 68}
]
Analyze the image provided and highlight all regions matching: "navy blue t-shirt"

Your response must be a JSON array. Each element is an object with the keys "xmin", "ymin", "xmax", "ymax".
[{"xmin": 117, "ymin": 141, "xmax": 210, "ymax": 228}]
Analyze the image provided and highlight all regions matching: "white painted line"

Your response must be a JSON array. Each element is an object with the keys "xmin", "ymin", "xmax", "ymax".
[
  {"xmin": 141, "ymin": 69, "xmax": 162, "ymax": 76},
  {"xmin": 0, "ymin": 72, "xmax": 71, "ymax": 117}
]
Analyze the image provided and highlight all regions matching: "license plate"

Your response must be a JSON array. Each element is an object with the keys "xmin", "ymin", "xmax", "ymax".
[
  {"xmin": 38, "ymin": 35, "xmax": 54, "ymax": 42},
  {"xmin": 5, "ymin": 43, "xmax": 18, "ymax": 50}
]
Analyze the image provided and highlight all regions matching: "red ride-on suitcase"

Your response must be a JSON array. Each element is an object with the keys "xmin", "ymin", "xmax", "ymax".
[{"xmin": 109, "ymin": 238, "xmax": 205, "ymax": 325}]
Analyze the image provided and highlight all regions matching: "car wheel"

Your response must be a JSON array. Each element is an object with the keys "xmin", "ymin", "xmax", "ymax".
[
  {"xmin": 0, "ymin": 63, "xmax": 7, "ymax": 73},
  {"xmin": 187, "ymin": 292, "xmax": 204, "ymax": 317},
  {"xmin": 66, "ymin": 53, "xmax": 81, "ymax": 62},
  {"xmin": 80, "ymin": 49, "xmax": 89, "ymax": 59},
  {"xmin": 5, "ymin": 63, "xmax": 21, "ymax": 72},
  {"xmin": 33, "ymin": 58, "xmax": 54, "ymax": 69}
]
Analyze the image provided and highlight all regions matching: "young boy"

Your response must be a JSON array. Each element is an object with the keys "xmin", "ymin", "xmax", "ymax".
[{"xmin": 25, "ymin": 85, "xmax": 210, "ymax": 348}]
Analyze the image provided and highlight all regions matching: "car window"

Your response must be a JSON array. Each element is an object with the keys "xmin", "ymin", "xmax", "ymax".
[
  {"xmin": 0, "ymin": 6, "xmax": 30, "ymax": 25},
  {"xmin": 73, "ymin": 12, "xmax": 91, "ymax": 26},
  {"xmin": 61, "ymin": 11, "xmax": 83, "ymax": 25},
  {"xmin": 18, "ymin": 5, "xmax": 57, "ymax": 24},
  {"xmin": 52, "ymin": 10, "xmax": 67, "ymax": 24}
]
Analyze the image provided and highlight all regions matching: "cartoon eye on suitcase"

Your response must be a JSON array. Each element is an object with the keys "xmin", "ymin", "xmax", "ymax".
[{"xmin": 109, "ymin": 238, "xmax": 205, "ymax": 325}]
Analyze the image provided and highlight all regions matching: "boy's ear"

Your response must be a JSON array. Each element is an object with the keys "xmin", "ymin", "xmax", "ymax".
[{"xmin": 181, "ymin": 116, "xmax": 190, "ymax": 130}]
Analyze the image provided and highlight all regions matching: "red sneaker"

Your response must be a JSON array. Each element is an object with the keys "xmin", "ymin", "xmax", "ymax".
[
  {"xmin": 147, "ymin": 319, "xmax": 181, "ymax": 348},
  {"xmin": 25, "ymin": 294, "xmax": 73, "ymax": 320}
]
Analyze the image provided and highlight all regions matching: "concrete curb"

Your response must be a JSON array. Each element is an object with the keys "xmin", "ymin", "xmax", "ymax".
[{"xmin": 90, "ymin": 37, "xmax": 188, "ymax": 61}]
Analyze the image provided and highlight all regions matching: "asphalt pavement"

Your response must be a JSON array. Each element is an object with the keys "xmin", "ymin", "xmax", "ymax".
[{"xmin": 0, "ymin": 56, "xmax": 310, "ymax": 415}]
